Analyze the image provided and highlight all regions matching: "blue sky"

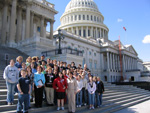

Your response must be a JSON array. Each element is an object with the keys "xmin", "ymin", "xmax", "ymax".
[{"xmin": 47, "ymin": 0, "xmax": 150, "ymax": 62}]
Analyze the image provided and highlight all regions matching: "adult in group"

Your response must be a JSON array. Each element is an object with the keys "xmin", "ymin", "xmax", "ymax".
[
  {"xmin": 96, "ymin": 77, "xmax": 104, "ymax": 107},
  {"xmin": 67, "ymin": 72, "xmax": 77, "ymax": 113},
  {"xmin": 3, "ymin": 59, "xmax": 19, "ymax": 105}
]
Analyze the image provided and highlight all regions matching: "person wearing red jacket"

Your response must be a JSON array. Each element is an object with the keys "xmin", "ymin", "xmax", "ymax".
[{"xmin": 53, "ymin": 72, "xmax": 67, "ymax": 111}]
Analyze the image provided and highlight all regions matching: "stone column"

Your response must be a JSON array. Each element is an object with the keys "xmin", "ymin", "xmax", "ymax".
[
  {"xmin": 103, "ymin": 29, "xmax": 105, "ymax": 38},
  {"xmin": 50, "ymin": 20, "xmax": 54, "ymax": 39},
  {"xmin": 122, "ymin": 55, "xmax": 125, "ymax": 72},
  {"xmin": 107, "ymin": 52, "xmax": 110, "ymax": 71},
  {"xmin": 76, "ymin": 27, "xmax": 79, "ymax": 35},
  {"xmin": 71, "ymin": 27, "xmax": 74, "ymax": 34},
  {"xmin": 101, "ymin": 53, "xmax": 104, "ymax": 70},
  {"xmin": 96, "ymin": 27, "xmax": 98, "ymax": 39},
  {"xmin": 9, "ymin": 0, "xmax": 17, "ymax": 45},
  {"xmin": 118, "ymin": 55, "xmax": 120, "ymax": 70},
  {"xmin": 25, "ymin": 4, "xmax": 30, "ymax": 39},
  {"xmin": 16, "ymin": 7, "xmax": 22, "ymax": 42},
  {"xmin": 110, "ymin": 53, "xmax": 113, "ymax": 70},
  {"xmin": 112, "ymin": 53, "xmax": 115, "ymax": 70},
  {"xmin": 86, "ymin": 26, "xmax": 88, "ymax": 37},
  {"xmin": 100, "ymin": 28, "xmax": 101, "ymax": 38},
  {"xmin": 81, "ymin": 26, "xmax": 83, "ymax": 37},
  {"xmin": 40, "ymin": 16, "xmax": 44, "ymax": 37},
  {"xmin": 91, "ymin": 27, "xmax": 93, "ymax": 37},
  {"xmin": 1, "ymin": 1, "xmax": 8, "ymax": 45},
  {"xmin": 30, "ymin": 12, "xmax": 34, "ymax": 37}
]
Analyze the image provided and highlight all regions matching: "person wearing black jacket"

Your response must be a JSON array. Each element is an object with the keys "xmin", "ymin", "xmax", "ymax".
[
  {"xmin": 45, "ymin": 67, "xmax": 56, "ymax": 106},
  {"xmin": 95, "ymin": 77, "xmax": 104, "ymax": 107}
]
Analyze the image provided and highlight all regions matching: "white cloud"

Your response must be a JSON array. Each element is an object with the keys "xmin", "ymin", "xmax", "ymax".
[
  {"xmin": 142, "ymin": 35, "xmax": 150, "ymax": 44},
  {"xmin": 117, "ymin": 18, "xmax": 123, "ymax": 22}
]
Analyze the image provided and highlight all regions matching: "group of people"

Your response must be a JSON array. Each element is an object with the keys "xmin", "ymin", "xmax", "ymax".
[{"xmin": 3, "ymin": 55, "xmax": 104, "ymax": 113}]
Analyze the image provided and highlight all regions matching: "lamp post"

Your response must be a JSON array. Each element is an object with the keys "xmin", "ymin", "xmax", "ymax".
[{"xmin": 54, "ymin": 29, "xmax": 65, "ymax": 54}]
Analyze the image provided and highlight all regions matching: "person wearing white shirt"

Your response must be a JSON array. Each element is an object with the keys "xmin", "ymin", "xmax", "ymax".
[
  {"xmin": 87, "ymin": 76, "xmax": 96, "ymax": 110},
  {"xmin": 76, "ymin": 75, "xmax": 83, "ymax": 108}
]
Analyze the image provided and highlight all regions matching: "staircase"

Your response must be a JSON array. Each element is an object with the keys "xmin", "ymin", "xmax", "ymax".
[
  {"xmin": 0, "ymin": 69, "xmax": 150, "ymax": 113},
  {"xmin": 0, "ymin": 46, "xmax": 29, "ymax": 70}
]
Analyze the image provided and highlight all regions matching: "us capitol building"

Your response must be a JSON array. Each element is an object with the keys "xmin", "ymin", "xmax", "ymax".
[{"xmin": 0, "ymin": 0, "xmax": 149, "ymax": 82}]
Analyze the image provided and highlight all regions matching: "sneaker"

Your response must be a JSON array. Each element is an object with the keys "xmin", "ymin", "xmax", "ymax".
[
  {"xmin": 92, "ymin": 106, "xmax": 95, "ymax": 109},
  {"xmin": 89, "ymin": 107, "xmax": 92, "ymax": 110},
  {"xmin": 57, "ymin": 107, "xmax": 60, "ymax": 111},
  {"xmin": 79, "ymin": 105, "xmax": 81, "ymax": 107},
  {"xmin": 61, "ymin": 107, "xmax": 64, "ymax": 110},
  {"xmin": 8, "ymin": 103, "xmax": 11, "ymax": 105},
  {"xmin": 76, "ymin": 105, "xmax": 79, "ymax": 108},
  {"xmin": 84, "ymin": 103, "xmax": 87, "ymax": 106}
]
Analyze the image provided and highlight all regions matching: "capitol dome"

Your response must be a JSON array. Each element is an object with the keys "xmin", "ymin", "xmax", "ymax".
[
  {"xmin": 65, "ymin": 0, "xmax": 99, "ymax": 12},
  {"xmin": 58, "ymin": 0, "xmax": 109, "ymax": 40}
]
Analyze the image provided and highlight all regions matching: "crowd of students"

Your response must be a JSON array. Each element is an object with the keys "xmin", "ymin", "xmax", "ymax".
[{"xmin": 3, "ymin": 55, "xmax": 104, "ymax": 113}]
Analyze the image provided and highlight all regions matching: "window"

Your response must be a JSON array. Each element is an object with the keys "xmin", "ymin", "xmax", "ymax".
[
  {"xmin": 94, "ymin": 53, "xmax": 96, "ymax": 56},
  {"xmin": 87, "ymin": 15, "xmax": 89, "ymax": 20},
  {"xmin": 91, "ymin": 15, "xmax": 93, "ymax": 21},
  {"xmin": 71, "ymin": 16, "xmax": 73, "ymax": 21},
  {"xmin": 75, "ymin": 15, "xmax": 77, "ymax": 20},
  {"xmin": 83, "ymin": 15, "xmax": 85, "ymax": 20},
  {"xmin": 82, "ymin": 50, "xmax": 84, "ymax": 53},
  {"xmin": 83, "ymin": 30, "xmax": 86, "ymax": 37},
  {"xmin": 79, "ymin": 15, "xmax": 81, "ymax": 20},
  {"xmin": 90, "ymin": 62, "xmax": 92, "ymax": 69},
  {"xmin": 94, "ymin": 62, "xmax": 97, "ymax": 69},
  {"xmin": 94, "ymin": 16, "xmax": 96, "ymax": 21},
  {"xmin": 68, "ymin": 46, "xmax": 71, "ymax": 48},
  {"xmin": 75, "ymin": 30, "xmax": 76, "ymax": 34},
  {"xmin": 79, "ymin": 29, "xmax": 81, "ymax": 36},
  {"xmin": 82, "ymin": 58, "xmax": 85, "ymax": 68},
  {"xmin": 88, "ymin": 30, "xmax": 90, "ymax": 36},
  {"xmin": 89, "ymin": 51, "xmax": 91, "ymax": 55}
]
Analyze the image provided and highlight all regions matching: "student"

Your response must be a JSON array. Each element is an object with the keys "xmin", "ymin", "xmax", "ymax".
[
  {"xmin": 76, "ymin": 75, "xmax": 83, "ymax": 108},
  {"xmin": 53, "ymin": 72, "xmax": 67, "ymax": 111},
  {"xmin": 87, "ymin": 76, "xmax": 96, "ymax": 110},
  {"xmin": 19, "ymin": 62, "xmax": 26, "ymax": 77},
  {"xmin": 31, "ymin": 62, "xmax": 37, "ymax": 74},
  {"xmin": 26, "ymin": 57, "xmax": 32, "ymax": 67},
  {"xmin": 3, "ymin": 59, "xmax": 19, "ymax": 105},
  {"xmin": 96, "ymin": 77, "xmax": 104, "ymax": 107},
  {"xmin": 34, "ymin": 66, "xmax": 45, "ymax": 108},
  {"xmin": 81, "ymin": 72, "xmax": 88, "ymax": 106},
  {"xmin": 45, "ymin": 67, "xmax": 55, "ymax": 106},
  {"xmin": 15, "ymin": 56, "xmax": 23, "ymax": 70},
  {"xmin": 67, "ymin": 72, "xmax": 77, "ymax": 113},
  {"xmin": 17, "ymin": 69, "xmax": 31, "ymax": 113},
  {"xmin": 26, "ymin": 66, "xmax": 34, "ymax": 108}
]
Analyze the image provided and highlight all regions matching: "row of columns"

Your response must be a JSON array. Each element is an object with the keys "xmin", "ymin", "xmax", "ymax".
[
  {"xmin": 123, "ymin": 55, "xmax": 137, "ymax": 71},
  {"xmin": 1, "ymin": 0, "xmax": 54, "ymax": 45},
  {"xmin": 105, "ymin": 52, "xmax": 137, "ymax": 71},
  {"xmin": 66, "ymin": 26, "xmax": 108, "ymax": 39},
  {"xmin": 62, "ymin": 14, "xmax": 102, "ymax": 25}
]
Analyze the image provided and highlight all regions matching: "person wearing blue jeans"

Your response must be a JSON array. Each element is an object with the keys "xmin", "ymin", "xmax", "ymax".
[
  {"xmin": 76, "ymin": 90, "xmax": 82, "ymax": 107},
  {"xmin": 17, "ymin": 69, "xmax": 31, "ymax": 113},
  {"xmin": 6, "ymin": 82, "xmax": 16, "ymax": 104},
  {"xmin": 76, "ymin": 75, "xmax": 83, "ymax": 107},
  {"xmin": 87, "ymin": 76, "xmax": 96, "ymax": 110},
  {"xmin": 3, "ymin": 59, "xmax": 19, "ymax": 105}
]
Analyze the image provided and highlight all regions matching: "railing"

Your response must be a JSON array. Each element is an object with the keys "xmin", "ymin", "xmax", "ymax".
[
  {"xmin": 36, "ymin": 0, "xmax": 54, "ymax": 9},
  {"xmin": 42, "ymin": 47, "xmax": 83, "ymax": 57}
]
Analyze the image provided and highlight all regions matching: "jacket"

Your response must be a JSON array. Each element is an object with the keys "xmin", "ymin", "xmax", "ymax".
[
  {"xmin": 96, "ymin": 81, "xmax": 105, "ymax": 93},
  {"xmin": 53, "ymin": 77, "xmax": 67, "ymax": 92}
]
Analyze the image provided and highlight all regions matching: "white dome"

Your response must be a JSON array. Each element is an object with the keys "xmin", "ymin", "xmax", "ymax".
[{"xmin": 65, "ymin": 0, "xmax": 99, "ymax": 12}]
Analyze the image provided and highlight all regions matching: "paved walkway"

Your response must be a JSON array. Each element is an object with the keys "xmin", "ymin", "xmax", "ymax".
[{"xmin": 115, "ymin": 99, "xmax": 150, "ymax": 113}]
